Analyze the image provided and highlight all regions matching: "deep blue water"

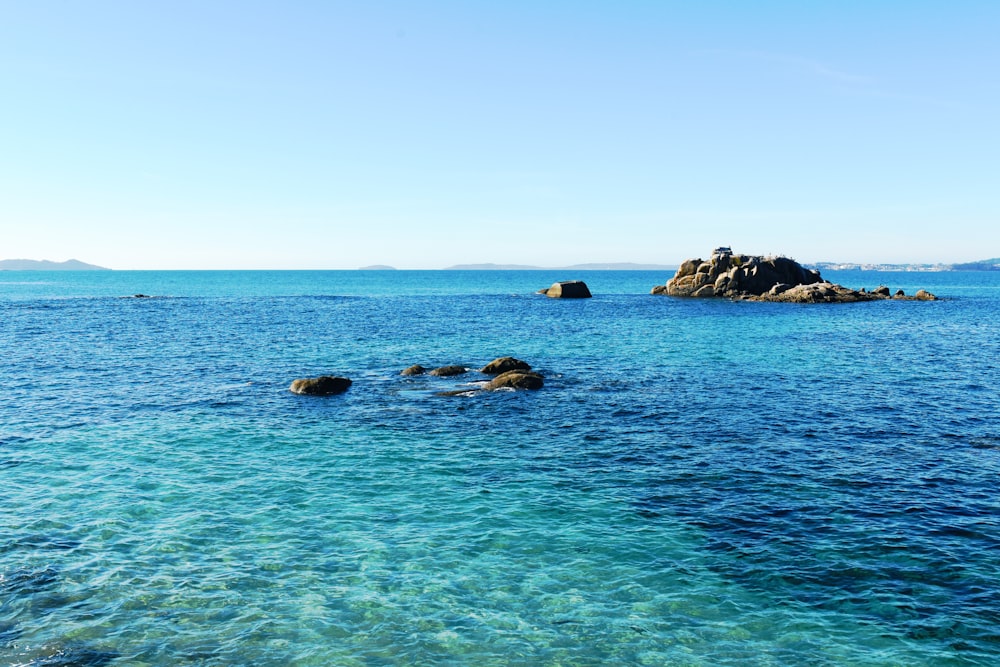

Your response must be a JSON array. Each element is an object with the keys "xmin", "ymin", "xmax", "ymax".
[{"xmin": 2, "ymin": 270, "xmax": 999, "ymax": 665}]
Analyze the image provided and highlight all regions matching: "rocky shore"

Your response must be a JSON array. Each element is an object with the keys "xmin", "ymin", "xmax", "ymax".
[{"xmin": 651, "ymin": 248, "xmax": 937, "ymax": 303}]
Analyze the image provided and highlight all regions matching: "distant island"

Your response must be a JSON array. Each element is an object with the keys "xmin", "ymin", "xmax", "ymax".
[
  {"xmin": 0, "ymin": 259, "xmax": 110, "ymax": 271},
  {"xmin": 444, "ymin": 262, "xmax": 678, "ymax": 271},
  {"xmin": 357, "ymin": 265, "xmax": 397, "ymax": 270}
]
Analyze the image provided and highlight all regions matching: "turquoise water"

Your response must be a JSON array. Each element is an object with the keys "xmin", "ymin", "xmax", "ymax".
[{"xmin": 3, "ymin": 270, "xmax": 999, "ymax": 665}]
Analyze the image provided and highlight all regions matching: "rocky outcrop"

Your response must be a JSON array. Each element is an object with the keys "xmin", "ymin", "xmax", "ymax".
[
  {"xmin": 485, "ymin": 370, "xmax": 544, "ymax": 390},
  {"xmin": 657, "ymin": 249, "xmax": 821, "ymax": 298},
  {"xmin": 539, "ymin": 280, "xmax": 592, "ymax": 298},
  {"xmin": 290, "ymin": 376, "xmax": 352, "ymax": 395},
  {"xmin": 652, "ymin": 249, "xmax": 938, "ymax": 303},
  {"xmin": 401, "ymin": 364, "xmax": 426, "ymax": 376},
  {"xmin": 480, "ymin": 357, "xmax": 531, "ymax": 374}
]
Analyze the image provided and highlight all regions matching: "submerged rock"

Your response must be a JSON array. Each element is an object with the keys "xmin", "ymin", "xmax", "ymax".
[
  {"xmin": 652, "ymin": 248, "xmax": 938, "ymax": 303},
  {"xmin": 540, "ymin": 280, "xmax": 592, "ymax": 298},
  {"xmin": 401, "ymin": 364, "xmax": 427, "ymax": 376},
  {"xmin": 429, "ymin": 365, "xmax": 469, "ymax": 377},
  {"xmin": 289, "ymin": 376, "xmax": 352, "ymax": 395},
  {"xmin": 480, "ymin": 356, "xmax": 531, "ymax": 374}
]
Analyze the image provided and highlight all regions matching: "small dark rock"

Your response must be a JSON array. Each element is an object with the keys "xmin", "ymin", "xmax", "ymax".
[
  {"xmin": 289, "ymin": 376, "xmax": 352, "ymax": 395},
  {"xmin": 401, "ymin": 364, "xmax": 426, "ymax": 376},
  {"xmin": 894, "ymin": 289, "xmax": 906, "ymax": 298},
  {"xmin": 481, "ymin": 357, "xmax": 531, "ymax": 375},
  {"xmin": 872, "ymin": 286, "xmax": 891, "ymax": 296},
  {"xmin": 429, "ymin": 365, "xmax": 468, "ymax": 377}
]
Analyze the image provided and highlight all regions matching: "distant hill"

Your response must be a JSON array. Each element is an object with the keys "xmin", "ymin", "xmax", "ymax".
[
  {"xmin": 445, "ymin": 262, "xmax": 676, "ymax": 271},
  {"xmin": 357, "ymin": 264, "xmax": 397, "ymax": 270},
  {"xmin": 951, "ymin": 258, "xmax": 1000, "ymax": 271},
  {"xmin": 0, "ymin": 258, "xmax": 110, "ymax": 271}
]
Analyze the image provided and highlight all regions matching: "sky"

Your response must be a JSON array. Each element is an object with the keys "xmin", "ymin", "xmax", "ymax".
[{"xmin": 1, "ymin": 1, "xmax": 998, "ymax": 269}]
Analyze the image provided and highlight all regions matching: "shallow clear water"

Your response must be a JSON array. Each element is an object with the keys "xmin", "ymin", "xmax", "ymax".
[{"xmin": 2, "ymin": 270, "xmax": 999, "ymax": 665}]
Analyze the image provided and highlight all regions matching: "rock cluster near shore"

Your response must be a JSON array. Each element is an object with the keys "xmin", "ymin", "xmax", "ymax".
[
  {"xmin": 290, "ymin": 357, "xmax": 544, "ymax": 398},
  {"xmin": 402, "ymin": 356, "xmax": 544, "ymax": 395},
  {"xmin": 651, "ymin": 249, "xmax": 937, "ymax": 303}
]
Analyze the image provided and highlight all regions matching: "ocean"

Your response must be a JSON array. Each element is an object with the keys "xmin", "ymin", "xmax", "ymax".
[{"xmin": 2, "ymin": 269, "xmax": 999, "ymax": 666}]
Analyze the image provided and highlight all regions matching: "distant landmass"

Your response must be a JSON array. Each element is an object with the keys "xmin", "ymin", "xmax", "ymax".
[
  {"xmin": 358, "ymin": 265, "xmax": 397, "ymax": 270},
  {"xmin": 951, "ymin": 258, "xmax": 1000, "ymax": 271},
  {"xmin": 811, "ymin": 258, "xmax": 1000, "ymax": 272},
  {"xmin": 0, "ymin": 258, "xmax": 110, "ymax": 271},
  {"xmin": 444, "ymin": 262, "xmax": 678, "ymax": 271}
]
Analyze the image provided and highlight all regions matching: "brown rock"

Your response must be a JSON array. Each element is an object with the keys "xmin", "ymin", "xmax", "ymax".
[
  {"xmin": 401, "ymin": 365, "xmax": 426, "ymax": 376},
  {"xmin": 692, "ymin": 285, "xmax": 715, "ymax": 298},
  {"xmin": 677, "ymin": 259, "xmax": 702, "ymax": 277},
  {"xmin": 429, "ymin": 365, "xmax": 469, "ymax": 377},
  {"xmin": 481, "ymin": 357, "xmax": 531, "ymax": 375},
  {"xmin": 290, "ymin": 376, "xmax": 352, "ymax": 395},
  {"xmin": 486, "ymin": 370, "xmax": 544, "ymax": 390},
  {"xmin": 915, "ymin": 289, "xmax": 938, "ymax": 301}
]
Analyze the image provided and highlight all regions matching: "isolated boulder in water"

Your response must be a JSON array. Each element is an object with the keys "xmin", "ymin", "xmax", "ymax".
[
  {"xmin": 429, "ymin": 365, "xmax": 468, "ymax": 377},
  {"xmin": 401, "ymin": 364, "xmax": 427, "ymax": 376},
  {"xmin": 486, "ymin": 370, "xmax": 544, "ymax": 390},
  {"xmin": 290, "ymin": 376, "xmax": 352, "ymax": 395},
  {"xmin": 481, "ymin": 357, "xmax": 531, "ymax": 374},
  {"xmin": 543, "ymin": 281, "xmax": 592, "ymax": 298},
  {"xmin": 915, "ymin": 289, "xmax": 938, "ymax": 301}
]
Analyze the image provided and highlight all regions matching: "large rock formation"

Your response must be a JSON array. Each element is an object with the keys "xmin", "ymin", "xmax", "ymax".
[
  {"xmin": 539, "ymin": 280, "xmax": 592, "ymax": 298},
  {"xmin": 652, "ymin": 248, "xmax": 937, "ymax": 303}
]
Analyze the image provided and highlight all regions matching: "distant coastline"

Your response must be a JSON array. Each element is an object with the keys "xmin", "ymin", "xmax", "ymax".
[
  {"xmin": 443, "ymin": 262, "xmax": 679, "ymax": 271},
  {"xmin": 810, "ymin": 259, "xmax": 1000, "ymax": 272},
  {"xmin": 0, "ymin": 259, "xmax": 110, "ymax": 271},
  {"xmin": 4, "ymin": 257, "xmax": 999, "ymax": 272}
]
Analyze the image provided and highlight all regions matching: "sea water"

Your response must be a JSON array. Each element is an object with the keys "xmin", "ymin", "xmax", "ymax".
[{"xmin": 2, "ymin": 270, "xmax": 999, "ymax": 666}]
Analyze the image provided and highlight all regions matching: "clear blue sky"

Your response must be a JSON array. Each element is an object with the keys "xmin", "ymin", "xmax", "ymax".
[{"xmin": 2, "ymin": 1, "xmax": 997, "ymax": 269}]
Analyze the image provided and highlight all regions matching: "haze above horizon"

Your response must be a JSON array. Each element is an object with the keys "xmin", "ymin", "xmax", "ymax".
[{"xmin": 2, "ymin": 2, "xmax": 997, "ymax": 270}]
